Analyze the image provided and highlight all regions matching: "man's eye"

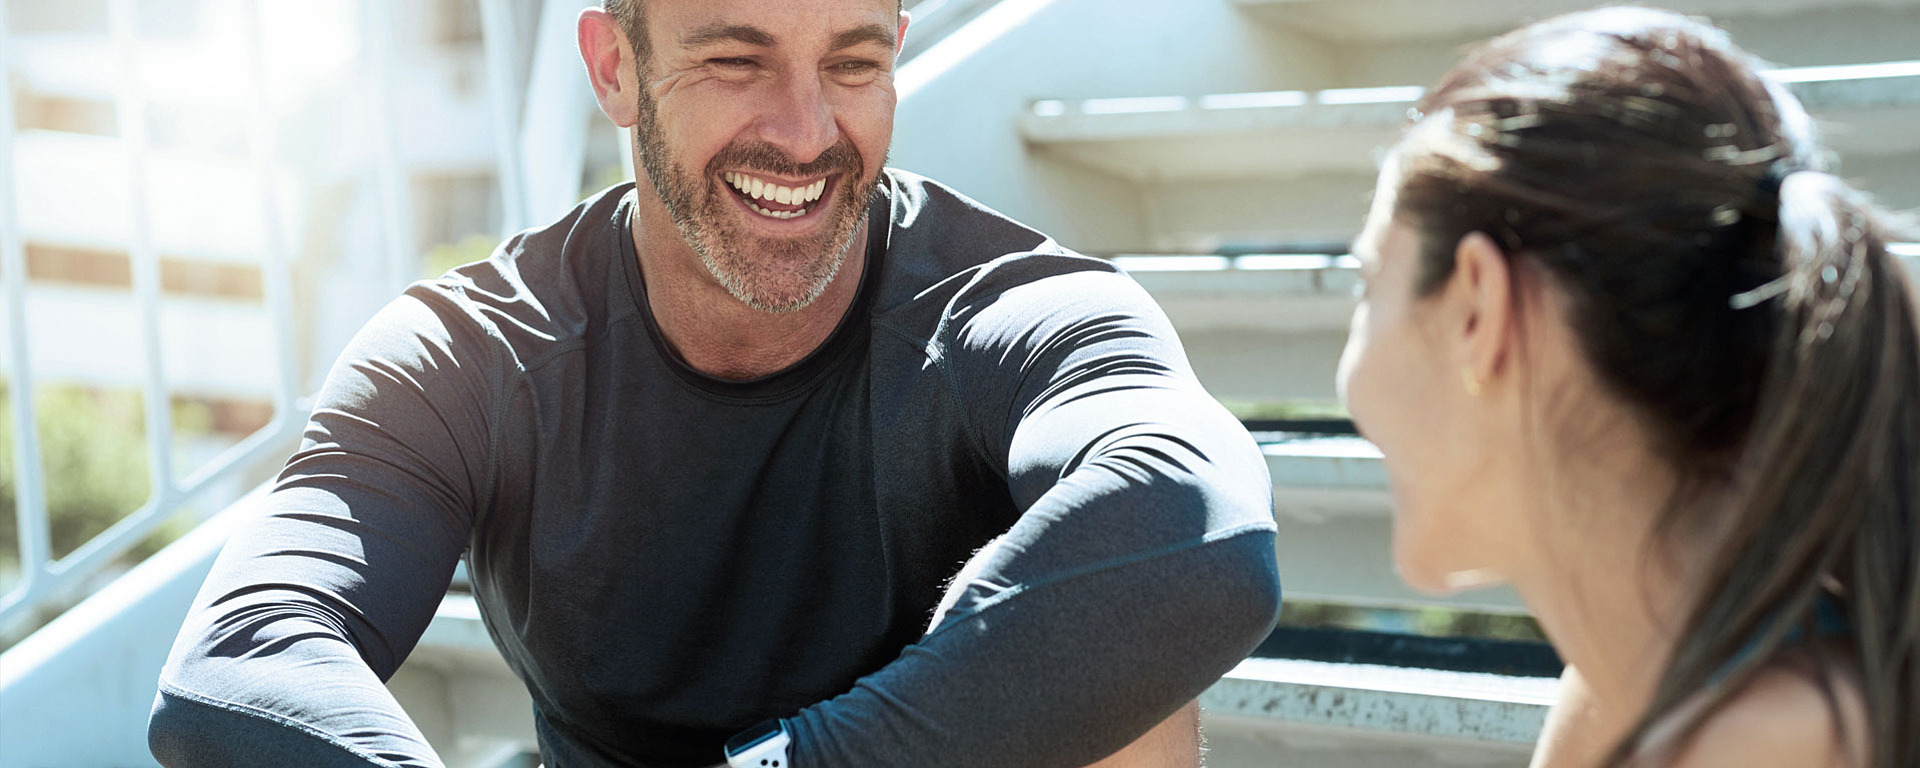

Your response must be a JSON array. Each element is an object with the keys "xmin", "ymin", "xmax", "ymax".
[
  {"xmin": 833, "ymin": 60, "xmax": 879, "ymax": 73},
  {"xmin": 709, "ymin": 57, "xmax": 756, "ymax": 69}
]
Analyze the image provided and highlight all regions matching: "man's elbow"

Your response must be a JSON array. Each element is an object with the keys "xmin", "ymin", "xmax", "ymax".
[
  {"xmin": 1208, "ymin": 528, "xmax": 1282, "ymax": 656},
  {"xmin": 149, "ymin": 685, "xmax": 222, "ymax": 766}
]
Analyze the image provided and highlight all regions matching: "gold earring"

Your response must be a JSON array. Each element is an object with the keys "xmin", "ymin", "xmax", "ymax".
[{"xmin": 1462, "ymin": 368, "xmax": 1483, "ymax": 397}]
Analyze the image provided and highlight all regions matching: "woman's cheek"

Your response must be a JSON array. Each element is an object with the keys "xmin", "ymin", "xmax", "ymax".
[{"xmin": 1335, "ymin": 304, "xmax": 1371, "ymax": 416}]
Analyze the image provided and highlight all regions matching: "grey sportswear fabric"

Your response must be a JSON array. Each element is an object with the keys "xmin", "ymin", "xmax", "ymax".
[{"xmin": 148, "ymin": 170, "xmax": 1281, "ymax": 768}]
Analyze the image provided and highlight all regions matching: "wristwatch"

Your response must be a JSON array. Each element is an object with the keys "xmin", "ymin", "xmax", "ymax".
[{"xmin": 723, "ymin": 718, "xmax": 792, "ymax": 768}]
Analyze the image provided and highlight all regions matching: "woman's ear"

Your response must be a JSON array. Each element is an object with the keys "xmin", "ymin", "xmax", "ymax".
[{"xmin": 1452, "ymin": 232, "xmax": 1515, "ymax": 395}]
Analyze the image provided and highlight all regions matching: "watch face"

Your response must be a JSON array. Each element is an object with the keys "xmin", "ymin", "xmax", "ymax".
[{"xmin": 724, "ymin": 719, "xmax": 785, "ymax": 756}]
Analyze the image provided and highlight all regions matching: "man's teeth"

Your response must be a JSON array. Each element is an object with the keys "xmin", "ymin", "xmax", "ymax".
[{"xmin": 724, "ymin": 172, "xmax": 827, "ymax": 214}]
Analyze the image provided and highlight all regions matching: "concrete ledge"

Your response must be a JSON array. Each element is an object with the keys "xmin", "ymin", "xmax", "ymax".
[
  {"xmin": 1132, "ymin": 248, "xmax": 1920, "ymax": 336},
  {"xmin": 1024, "ymin": 63, "xmax": 1920, "ymax": 180},
  {"xmin": 1263, "ymin": 436, "xmax": 1391, "ymax": 521},
  {"xmin": 1204, "ymin": 657, "xmax": 1556, "ymax": 745}
]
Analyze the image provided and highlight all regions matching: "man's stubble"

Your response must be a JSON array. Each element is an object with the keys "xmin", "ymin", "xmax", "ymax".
[{"xmin": 631, "ymin": 66, "xmax": 885, "ymax": 314}]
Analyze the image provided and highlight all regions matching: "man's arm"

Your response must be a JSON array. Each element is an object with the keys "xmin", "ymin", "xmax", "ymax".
[
  {"xmin": 783, "ymin": 260, "xmax": 1281, "ymax": 767},
  {"xmin": 148, "ymin": 289, "xmax": 495, "ymax": 767}
]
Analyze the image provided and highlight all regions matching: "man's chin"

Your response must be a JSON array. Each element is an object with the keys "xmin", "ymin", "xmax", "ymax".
[
  {"xmin": 736, "ymin": 290, "xmax": 822, "ymax": 314},
  {"xmin": 702, "ymin": 250, "xmax": 843, "ymax": 314}
]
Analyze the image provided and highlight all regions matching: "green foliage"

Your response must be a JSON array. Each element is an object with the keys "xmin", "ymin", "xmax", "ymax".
[
  {"xmin": 1409, "ymin": 605, "xmax": 1546, "ymax": 641},
  {"xmin": 579, "ymin": 162, "xmax": 632, "ymax": 203},
  {"xmin": 420, "ymin": 234, "xmax": 500, "ymax": 280},
  {"xmin": 1279, "ymin": 598, "xmax": 1546, "ymax": 642},
  {"xmin": 417, "ymin": 161, "xmax": 631, "ymax": 284},
  {"xmin": 0, "ymin": 383, "xmax": 206, "ymax": 591}
]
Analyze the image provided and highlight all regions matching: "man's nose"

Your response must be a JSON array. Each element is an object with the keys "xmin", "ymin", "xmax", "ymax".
[{"xmin": 754, "ymin": 71, "xmax": 839, "ymax": 167}]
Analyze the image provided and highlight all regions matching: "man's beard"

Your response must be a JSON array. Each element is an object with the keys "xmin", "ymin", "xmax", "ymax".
[{"xmin": 633, "ymin": 85, "xmax": 884, "ymax": 314}]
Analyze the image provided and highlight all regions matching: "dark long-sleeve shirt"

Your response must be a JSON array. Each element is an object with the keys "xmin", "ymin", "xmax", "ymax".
[{"xmin": 149, "ymin": 170, "xmax": 1281, "ymax": 768}]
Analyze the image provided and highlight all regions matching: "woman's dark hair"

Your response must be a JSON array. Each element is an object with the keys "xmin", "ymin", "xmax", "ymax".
[{"xmin": 1392, "ymin": 7, "xmax": 1917, "ymax": 766}]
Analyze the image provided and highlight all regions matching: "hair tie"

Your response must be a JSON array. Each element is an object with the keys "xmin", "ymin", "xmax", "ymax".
[
  {"xmin": 1756, "ymin": 161, "xmax": 1802, "ymax": 201},
  {"xmin": 1729, "ymin": 162, "xmax": 1808, "ymax": 310}
]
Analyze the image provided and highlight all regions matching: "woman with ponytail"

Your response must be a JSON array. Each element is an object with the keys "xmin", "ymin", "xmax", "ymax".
[{"xmin": 1334, "ymin": 7, "xmax": 1917, "ymax": 766}]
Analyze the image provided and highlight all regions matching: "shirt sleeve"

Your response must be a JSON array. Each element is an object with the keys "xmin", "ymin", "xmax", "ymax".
[
  {"xmin": 784, "ymin": 260, "xmax": 1282, "ymax": 767},
  {"xmin": 148, "ymin": 287, "xmax": 499, "ymax": 767}
]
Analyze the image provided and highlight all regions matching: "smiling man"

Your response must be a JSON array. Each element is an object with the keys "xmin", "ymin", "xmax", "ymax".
[{"xmin": 147, "ymin": 2, "xmax": 1281, "ymax": 766}]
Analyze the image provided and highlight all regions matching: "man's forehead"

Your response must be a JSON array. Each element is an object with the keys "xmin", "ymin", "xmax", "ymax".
[{"xmin": 649, "ymin": 0, "xmax": 900, "ymax": 39}]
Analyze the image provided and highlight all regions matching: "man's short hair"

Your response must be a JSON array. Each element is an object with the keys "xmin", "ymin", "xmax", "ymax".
[
  {"xmin": 603, "ymin": 0, "xmax": 650, "ymax": 67},
  {"xmin": 604, "ymin": 0, "xmax": 904, "ymax": 73}
]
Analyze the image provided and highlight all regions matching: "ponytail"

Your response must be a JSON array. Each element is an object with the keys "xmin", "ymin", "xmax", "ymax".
[{"xmin": 1619, "ymin": 172, "xmax": 1920, "ymax": 766}]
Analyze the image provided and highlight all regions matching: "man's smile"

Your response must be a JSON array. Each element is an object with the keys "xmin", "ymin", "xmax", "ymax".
[{"xmin": 722, "ymin": 170, "xmax": 835, "ymax": 221}]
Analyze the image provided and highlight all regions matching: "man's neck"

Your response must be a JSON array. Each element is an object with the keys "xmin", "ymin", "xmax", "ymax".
[{"xmin": 629, "ymin": 198, "xmax": 870, "ymax": 381}]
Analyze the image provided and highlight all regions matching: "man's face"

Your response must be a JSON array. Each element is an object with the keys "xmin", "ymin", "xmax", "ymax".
[{"xmin": 632, "ymin": 0, "xmax": 903, "ymax": 313}]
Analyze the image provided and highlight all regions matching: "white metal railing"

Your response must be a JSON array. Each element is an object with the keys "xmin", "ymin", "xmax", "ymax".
[
  {"xmin": 2, "ymin": 0, "xmax": 325, "ymax": 638},
  {"xmin": 0, "ymin": 0, "xmax": 307, "ymax": 638}
]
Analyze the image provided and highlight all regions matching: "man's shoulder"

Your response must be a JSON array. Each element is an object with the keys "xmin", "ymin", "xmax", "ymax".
[
  {"xmin": 873, "ymin": 169, "xmax": 1128, "ymax": 320},
  {"xmin": 418, "ymin": 184, "xmax": 637, "ymax": 362}
]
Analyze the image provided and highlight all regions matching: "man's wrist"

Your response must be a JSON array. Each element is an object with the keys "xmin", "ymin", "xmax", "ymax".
[{"xmin": 723, "ymin": 717, "xmax": 792, "ymax": 768}]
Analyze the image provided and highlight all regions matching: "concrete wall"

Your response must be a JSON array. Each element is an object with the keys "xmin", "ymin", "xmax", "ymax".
[{"xmin": 1143, "ymin": 173, "xmax": 1377, "ymax": 251}]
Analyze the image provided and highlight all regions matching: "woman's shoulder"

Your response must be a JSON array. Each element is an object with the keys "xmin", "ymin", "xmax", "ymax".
[{"xmin": 1665, "ymin": 657, "xmax": 1868, "ymax": 768}]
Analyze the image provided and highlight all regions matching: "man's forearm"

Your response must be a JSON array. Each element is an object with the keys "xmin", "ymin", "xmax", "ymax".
[{"xmin": 782, "ymin": 523, "xmax": 1277, "ymax": 768}]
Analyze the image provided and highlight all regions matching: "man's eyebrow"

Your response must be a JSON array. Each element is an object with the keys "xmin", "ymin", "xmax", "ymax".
[
  {"xmin": 830, "ymin": 23, "xmax": 896, "ymax": 52},
  {"xmin": 681, "ymin": 23, "xmax": 776, "ymax": 49}
]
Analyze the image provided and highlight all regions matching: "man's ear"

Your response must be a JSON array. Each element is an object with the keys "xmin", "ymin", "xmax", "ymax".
[
  {"xmin": 895, "ymin": 10, "xmax": 911, "ymax": 57},
  {"xmin": 579, "ymin": 8, "xmax": 640, "ymax": 127},
  {"xmin": 1454, "ymin": 232, "xmax": 1515, "ymax": 393}
]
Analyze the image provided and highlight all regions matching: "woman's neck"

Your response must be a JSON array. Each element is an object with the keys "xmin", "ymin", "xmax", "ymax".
[{"xmin": 1510, "ymin": 436, "xmax": 1698, "ymax": 766}]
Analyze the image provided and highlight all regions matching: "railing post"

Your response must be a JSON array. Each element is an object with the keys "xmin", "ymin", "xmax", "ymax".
[
  {"xmin": 362, "ymin": 0, "xmax": 421, "ymax": 295},
  {"xmin": 109, "ymin": 0, "xmax": 178, "ymax": 504},
  {"xmin": 478, "ymin": 0, "xmax": 530, "ymax": 236},
  {"xmin": 244, "ymin": 0, "xmax": 302, "ymax": 421},
  {"xmin": 0, "ymin": 0, "xmax": 54, "ymax": 612},
  {"xmin": 4, "ymin": 0, "xmax": 312, "ymax": 634},
  {"xmin": 519, "ymin": 0, "xmax": 598, "ymax": 226}
]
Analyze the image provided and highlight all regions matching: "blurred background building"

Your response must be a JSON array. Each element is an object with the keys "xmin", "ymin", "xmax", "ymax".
[{"xmin": 1, "ymin": 0, "xmax": 1915, "ymax": 765}]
